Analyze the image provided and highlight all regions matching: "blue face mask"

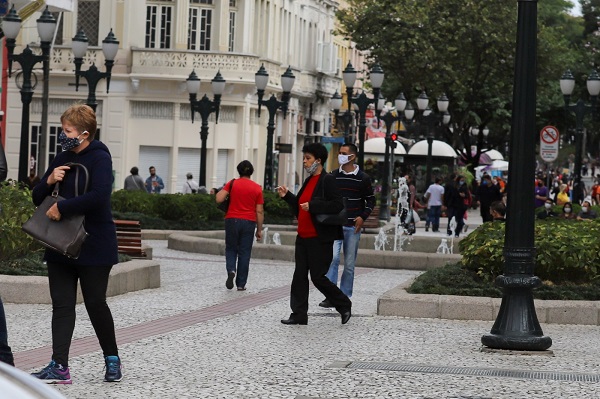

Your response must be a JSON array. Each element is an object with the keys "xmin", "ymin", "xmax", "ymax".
[
  {"xmin": 459, "ymin": 181, "xmax": 465, "ymax": 186},
  {"xmin": 58, "ymin": 131, "xmax": 85, "ymax": 151},
  {"xmin": 482, "ymin": 180, "xmax": 488, "ymax": 186}
]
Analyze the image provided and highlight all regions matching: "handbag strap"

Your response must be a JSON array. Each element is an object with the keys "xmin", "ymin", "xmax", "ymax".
[
  {"xmin": 228, "ymin": 178, "xmax": 234, "ymax": 195},
  {"xmin": 52, "ymin": 163, "xmax": 90, "ymax": 198}
]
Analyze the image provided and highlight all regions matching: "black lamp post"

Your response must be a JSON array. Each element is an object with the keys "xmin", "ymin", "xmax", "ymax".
[
  {"xmin": 559, "ymin": 69, "xmax": 600, "ymax": 204},
  {"xmin": 71, "ymin": 29, "xmax": 120, "ymax": 113},
  {"xmin": 481, "ymin": 0, "xmax": 552, "ymax": 351},
  {"xmin": 3, "ymin": 5, "xmax": 56, "ymax": 184},
  {"xmin": 413, "ymin": 91, "xmax": 450, "ymax": 188},
  {"xmin": 255, "ymin": 64, "xmax": 295, "ymax": 190},
  {"xmin": 330, "ymin": 91, "xmax": 354, "ymax": 142},
  {"xmin": 186, "ymin": 70, "xmax": 225, "ymax": 188},
  {"xmin": 342, "ymin": 62, "xmax": 384, "ymax": 170},
  {"xmin": 378, "ymin": 94, "xmax": 409, "ymax": 221}
]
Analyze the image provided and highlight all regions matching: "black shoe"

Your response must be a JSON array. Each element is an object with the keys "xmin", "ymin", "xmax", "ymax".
[
  {"xmin": 226, "ymin": 272, "xmax": 235, "ymax": 290},
  {"xmin": 281, "ymin": 315, "xmax": 307, "ymax": 325},
  {"xmin": 341, "ymin": 309, "xmax": 351, "ymax": 325},
  {"xmin": 318, "ymin": 299, "xmax": 333, "ymax": 308},
  {"xmin": 425, "ymin": 227, "xmax": 429, "ymax": 232}
]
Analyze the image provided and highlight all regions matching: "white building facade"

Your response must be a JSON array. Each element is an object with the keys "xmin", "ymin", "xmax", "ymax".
[{"xmin": 3, "ymin": 0, "xmax": 346, "ymax": 192}]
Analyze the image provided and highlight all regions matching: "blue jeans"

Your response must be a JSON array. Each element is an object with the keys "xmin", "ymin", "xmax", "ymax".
[
  {"xmin": 326, "ymin": 226, "xmax": 361, "ymax": 298},
  {"xmin": 225, "ymin": 218, "xmax": 257, "ymax": 288},
  {"xmin": 427, "ymin": 206, "xmax": 442, "ymax": 231}
]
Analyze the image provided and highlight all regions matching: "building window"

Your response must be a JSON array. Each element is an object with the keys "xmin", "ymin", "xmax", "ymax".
[
  {"xmin": 77, "ymin": 0, "xmax": 100, "ymax": 45},
  {"xmin": 188, "ymin": 7, "xmax": 212, "ymax": 50},
  {"xmin": 228, "ymin": 11, "xmax": 236, "ymax": 52},
  {"xmin": 191, "ymin": 0, "xmax": 213, "ymax": 3},
  {"xmin": 146, "ymin": 1, "xmax": 173, "ymax": 49},
  {"xmin": 229, "ymin": 0, "xmax": 237, "ymax": 6}
]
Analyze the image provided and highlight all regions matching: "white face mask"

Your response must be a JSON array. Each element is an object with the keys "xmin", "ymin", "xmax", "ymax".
[
  {"xmin": 564, "ymin": 207, "xmax": 572, "ymax": 213},
  {"xmin": 544, "ymin": 203, "xmax": 552, "ymax": 209},
  {"xmin": 582, "ymin": 207, "xmax": 589, "ymax": 213},
  {"xmin": 338, "ymin": 154, "xmax": 353, "ymax": 165}
]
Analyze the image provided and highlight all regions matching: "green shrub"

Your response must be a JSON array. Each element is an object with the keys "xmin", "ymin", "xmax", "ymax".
[
  {"xmin": 409, "ymin": 262, "xmax": 600, "ymax": 300},
  {"xmin": 459, "ymin": 219, "xmax": 600, "ymax": 284},
  {"xmin": 0, "ymin": 183, "xmax": 43, "ymax": 261},
  {"xmin": 111, "ymin": 189, "xmax": 293, "ymax": 227}
]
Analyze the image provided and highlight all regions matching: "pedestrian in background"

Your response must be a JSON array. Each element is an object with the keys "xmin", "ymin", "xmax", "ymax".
[
  {"xmin": 319, "ymin": 143, "xmax": 375, "ymax": 308},
  {"xmin": 424, "ymin": 177, "xmax": 444, "ymax": 232},
  {"xmin": 30, "ymin": 104, "xmax": 122, "ymax": 384},
  {"xmin": 277, "ymin": 143, "xmax": 352, "ymax": 325},
  {"xmin": 123, "ymin": 166, "xmax": 145, "ymax": 191},
  {"xmin": 145, "ymin": 166, "xmax": 164, "ymax": 194},
  {"xmin": 476, "ymin": 174, "xmax": 502, "ymax": 222},
  {"xmin": 182, "ymin": 173, "xmax": 207, "ymax": 194},
  {"xmin": 216, "ymin": 161, "xmax": 263, "ymax": 291}
]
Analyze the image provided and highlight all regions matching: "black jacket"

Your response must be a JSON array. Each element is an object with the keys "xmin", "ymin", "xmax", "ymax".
[
  {"xmin": 0, "ymin": 138, "xmax": 6, "ymax": 181},
  {"xmin": 283, "ymin": 172, "xmax": 343, "ymax": 242}
]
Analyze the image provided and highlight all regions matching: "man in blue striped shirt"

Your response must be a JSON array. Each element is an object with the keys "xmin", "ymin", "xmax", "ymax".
[{"xmin": 319, "ymin": 143, "xmax": 376, "ymax": 307}]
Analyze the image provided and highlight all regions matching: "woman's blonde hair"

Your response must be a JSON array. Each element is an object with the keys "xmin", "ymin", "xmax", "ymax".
[{"xmin": 60, "ymin": 104, "xmax": 97, "ymax": 140}]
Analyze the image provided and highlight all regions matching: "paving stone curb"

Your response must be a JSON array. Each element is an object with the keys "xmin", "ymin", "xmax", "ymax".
[
  {"xmin": 378, "ymin": 277, "xmax": 600, "ymax": 325},
  {"xmin": 1, "ymin": 258, "xmax": 160, "ymax": 304},
  {"xmin": 165, "ymin": 231, "xmax": 461, "ymax": 270}
]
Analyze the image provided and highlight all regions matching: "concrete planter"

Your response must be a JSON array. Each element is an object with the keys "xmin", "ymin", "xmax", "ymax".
[{"xmin": 0, "ymin": 259, "xmax": 160, "ymax": 304}]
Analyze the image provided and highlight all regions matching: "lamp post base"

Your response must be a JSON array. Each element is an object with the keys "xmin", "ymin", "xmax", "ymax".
[
  {"xmin": 482, "ymin": 276, "xmax": 552, "ymax": 351},
  {"xmin": 482, "ymin": 333, "xmax": 552, "ymax": 352}
]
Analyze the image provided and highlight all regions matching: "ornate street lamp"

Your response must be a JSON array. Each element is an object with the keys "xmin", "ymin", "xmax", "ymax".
[
  {"xmin": 342, "ymin": 61, "xmax": 384, "ymax": 169},
  {"xmin": 559, "ymin": 69, "xmax": 600, "ymax": 204},
  {"xmin": 255, "ymin": 64, "xmax": 295, "ymax": 190},
  {"xmin": 481, "ymin": 0, "xmax": 552, "ymax": 352},
  {"xmin": 186, "ymin": 70, "xmax": 225, "ymax": 187},
  {"xmin": 378, "ymin": 95, "xmax": 409, "ymax": 221},
  {"xmin": 4, "ymin": 5, "xmax": 56, "ymax": 183},
  {"xmin": 72, "ymin": 29, "xmax": 120, "ymax": 113},
  {"xmin": 330, "ymin": 90, "xmax": 354, "ymax": 142},
  {"xmin": 413, "ymin": 91, "xmax": 451, "ymax": 188}
]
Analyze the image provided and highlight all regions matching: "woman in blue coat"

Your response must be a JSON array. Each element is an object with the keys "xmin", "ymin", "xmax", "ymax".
[{"xmin": 30, "ymin": 104, "xmax": 122, "ymax": 384}]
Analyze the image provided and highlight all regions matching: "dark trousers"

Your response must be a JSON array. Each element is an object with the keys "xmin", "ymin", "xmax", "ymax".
[
  {"xmin": 446, "ymin": 207, "xmax": 465, "ymax": 236},
  {"xmin": 225, "ymin": 218, "xmax": 257, "ymax": 288},
  {"xmin": 47, "ymin": 263, "xmax": 119, "ymax": 367},
  {"xmin": 0, "ymin": 297, "xmax": 14, "ymax": 366},
  {"xmin": 480, "ymin": 203, "xmax": 493, "ymax": 222},
  {"xmin": 291, "ymin": 236, "xmax": 352, "ymax": 318}
]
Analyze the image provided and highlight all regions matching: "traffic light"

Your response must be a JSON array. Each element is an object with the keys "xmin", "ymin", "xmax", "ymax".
[{"xmin": 389, "ymin": 132, "xmax": 398, "ymax": 149}]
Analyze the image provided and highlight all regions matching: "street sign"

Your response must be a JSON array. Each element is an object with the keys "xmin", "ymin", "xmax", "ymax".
[
  {"xmin": 540, "ymin": 125, "xmax": 559, "ymax": 162},
  {"xmin": 275, "ymin": 143, "xmax": 292, "ymax": 154}
]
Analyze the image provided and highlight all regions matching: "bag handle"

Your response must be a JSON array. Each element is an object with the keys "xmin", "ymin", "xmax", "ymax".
[{"xmin": 51, "ymin": 163, "xmax": 90, "ymax": 198}]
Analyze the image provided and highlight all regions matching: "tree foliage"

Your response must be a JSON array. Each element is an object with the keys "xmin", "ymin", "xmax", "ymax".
[{"xmin": 337, "ymin": 0, "xmax": 583, "ymax": 169}]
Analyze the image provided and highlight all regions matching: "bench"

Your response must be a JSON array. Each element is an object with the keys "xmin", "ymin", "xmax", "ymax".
[
  {"xmin": 114, "ymin": 219, "xmax": 146, "ymax": 258},
  {"xmin": 362, "ymin": 206, "xmax": 381, "ymax": 231}
]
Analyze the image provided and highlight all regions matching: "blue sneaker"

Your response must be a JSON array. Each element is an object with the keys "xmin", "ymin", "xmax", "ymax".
[
  {"xmin": 104, "ymin": 355, "xmax": 123, "ymax": 382},
  {"xmin": 31, "ymin": 360, "xmax": 72, "ymax": 384}
]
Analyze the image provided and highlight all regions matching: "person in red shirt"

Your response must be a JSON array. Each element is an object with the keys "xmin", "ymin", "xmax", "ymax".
[
  {"xmin": 277, "ymin": 143, "xmax": 352, "ymax": 325},
  {"xmin": 216, "ymin": 160, "xmax": 264, "ymax": 291}
]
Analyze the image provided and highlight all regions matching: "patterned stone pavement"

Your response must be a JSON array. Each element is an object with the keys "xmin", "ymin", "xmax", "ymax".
[{"xmin": 6, "ymin": 238, "xmax": 600, "ymax": 399}]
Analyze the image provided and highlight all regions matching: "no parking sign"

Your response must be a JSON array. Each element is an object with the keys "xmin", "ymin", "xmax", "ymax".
[{"xmin": 540, "ymin": 126, "xmax": 559, "ymax": 162}]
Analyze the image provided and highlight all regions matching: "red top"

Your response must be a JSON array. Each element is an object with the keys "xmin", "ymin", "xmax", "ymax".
[
  {"xmin": 297, "ymin": 175, "xmax": 319, "ymax": 238},
  {"xmin": 224, "ymin": 178, "xmax": 264, "ymax": 221}
]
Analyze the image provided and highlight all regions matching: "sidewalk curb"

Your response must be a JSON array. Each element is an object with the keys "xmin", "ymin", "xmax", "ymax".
[{"xmin": 378, "ymin": 278, "xmax": 600, "ymax": 326}]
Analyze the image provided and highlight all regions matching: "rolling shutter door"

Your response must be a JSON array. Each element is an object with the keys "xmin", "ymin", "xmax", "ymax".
[
  {"xmin": 216, "ymin": 149, "xmax": 229, "ymax": 187},
  {"xmin": 177, "ymin": 148, "xmax": 201, "ymax": 192}
]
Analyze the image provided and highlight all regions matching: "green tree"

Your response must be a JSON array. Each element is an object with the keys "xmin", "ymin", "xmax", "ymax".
[{"xmin": 338, "ymin": 0, "xmax": 582, "ymax": 170}]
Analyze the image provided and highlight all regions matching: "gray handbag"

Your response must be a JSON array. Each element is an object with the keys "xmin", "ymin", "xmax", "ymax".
[{"xmin": 22, "ymin": 163, "xmax": 89, "ymax": 259}]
